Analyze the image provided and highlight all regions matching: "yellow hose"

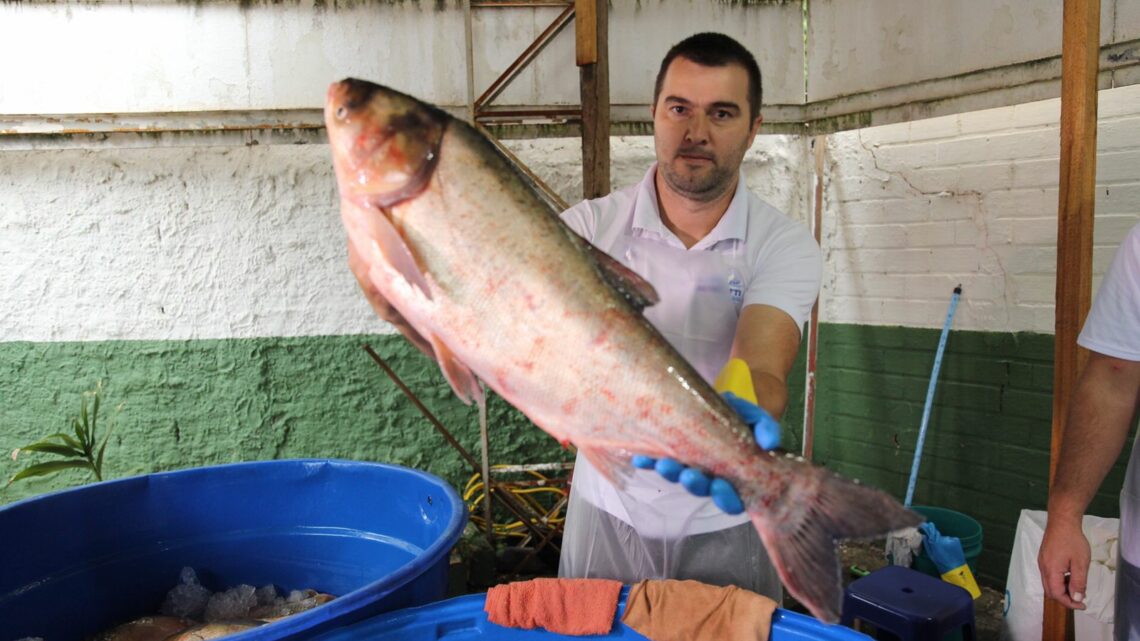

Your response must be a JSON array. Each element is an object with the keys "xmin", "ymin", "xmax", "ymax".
[{"xmin": 463, "ymin": 465, "xmax": 568, "ymax": 539}]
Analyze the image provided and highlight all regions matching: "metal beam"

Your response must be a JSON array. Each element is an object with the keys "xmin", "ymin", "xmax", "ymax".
[
  {"xmin": 474, "ymin": 4, "xmax": 576, "ymax": 111},
  {"xmin": 475, "ymin": 122, "xmax": 568, "ymax": 213}
]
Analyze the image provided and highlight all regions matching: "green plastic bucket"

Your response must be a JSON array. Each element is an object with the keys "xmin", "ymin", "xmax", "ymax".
[{"xmin": 911, "ymin": 505, "xmax": 984, "ymax": 578}]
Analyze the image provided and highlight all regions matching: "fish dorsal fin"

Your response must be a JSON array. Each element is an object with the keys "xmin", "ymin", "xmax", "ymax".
[
  {"xmin": 589, "ymin": 246, "xmax": 659, "ymax": 311},
  {"xmin": 426, "ymin": 334, "xmax": 485, "ymax": 406}
]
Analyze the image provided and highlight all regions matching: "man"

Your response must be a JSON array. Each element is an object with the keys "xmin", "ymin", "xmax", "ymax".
[
  {"xmin": 557, "ymin": 32, "xmax": 822, "ymax": 603},
  {"xmin": 1038, "ymin": 221, "xmax": 1140, "ymax": 640}
]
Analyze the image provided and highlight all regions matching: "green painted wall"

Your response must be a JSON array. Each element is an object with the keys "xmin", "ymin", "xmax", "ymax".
[
  {"xmin": 0, "ymin": 335, "xmax": 570, "ymax": 506},
  {"xmin": 3, "ymin": 324, "xmax": 1132, "ymax": 589}
]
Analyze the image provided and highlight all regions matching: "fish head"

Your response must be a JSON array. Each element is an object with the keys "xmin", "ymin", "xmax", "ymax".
[{"xmin": 325, "ymin": 78, "xmax": 447, "ymax": 207}]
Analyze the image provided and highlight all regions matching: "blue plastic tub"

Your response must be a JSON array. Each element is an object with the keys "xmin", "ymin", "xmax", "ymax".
[
  {"xmin": 304, "ymin": 590, "xmax": 872, "ymax": 641},
  {"xmin": 0, "ymin": 459, "xmax": 466, "ymax": 641}
]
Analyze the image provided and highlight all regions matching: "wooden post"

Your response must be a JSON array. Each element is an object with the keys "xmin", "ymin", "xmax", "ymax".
[
  {"xmin": 577, "ymin": 0, "xmax": 609, "ymax": 200},
  {"xmin": 1045, "ymin": 0, "xmax": 1099, "ymax": 639},
  {"xmin": 463, "ymin": 0, "xmax": 476, "ymax": 123}
]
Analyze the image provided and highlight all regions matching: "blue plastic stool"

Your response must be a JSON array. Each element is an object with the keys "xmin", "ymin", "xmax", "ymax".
[{"xmin": 840, "ymin": 565, "xmax": 976, "ymax": 641}]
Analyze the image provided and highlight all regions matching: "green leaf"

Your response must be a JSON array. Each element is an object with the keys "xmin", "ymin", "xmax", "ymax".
[
  {"xmin": 94, "ymin": 409, "xmax": 115, "ymax": 482},
  {"xmin": 95, "ymin": 441, "xmax": 107, "ymax": 482},
  {"xmin": 90, "ymin": 389, "xmax": 101, "ymax": 442},
  {"xmin": 78, "ymin": 415, "xmax": 95, "ymax": 455},
  {"xmin": 44, "ymin": 432, "xmax": 83, "ymax": 450},
  {"xmin": 8, "ymin": 460, "xmax": 92, "ymax": 485},
  {"xmin": 18, "ymin": 442, "xmax": 85, "ymax": 458}
]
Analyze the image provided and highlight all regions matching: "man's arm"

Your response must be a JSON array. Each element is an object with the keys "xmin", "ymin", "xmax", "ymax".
[
  {"xmin": 1039, "ymin": 351, "xmax": 1140, "ymax": 609},
  {"xmin": 729, "ymin": 304, "xmax": 803, "ymax": 419}
]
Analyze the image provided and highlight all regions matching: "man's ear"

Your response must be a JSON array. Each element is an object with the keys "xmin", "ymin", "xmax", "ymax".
[{"xmin": 747, "ymin": 114, "xmax": 763, "ymax": 146}]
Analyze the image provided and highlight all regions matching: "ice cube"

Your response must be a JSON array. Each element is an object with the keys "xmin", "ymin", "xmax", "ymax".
[
  {"xmin": 255, "ymin": 584, "xmax": 279, "ymax": 606},
  {"xmin": 159, "ymin": 567, "xmax": 211, "ymax": 620},
  {"xmin": 204, "ymin": 583, "xmax": 257, "ymax": 622}
]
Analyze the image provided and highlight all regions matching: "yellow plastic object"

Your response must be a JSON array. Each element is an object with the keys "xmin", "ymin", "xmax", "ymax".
[
  {"xmin": 941, "ymin": 564, "xmax": 982, "ymax": 599},
  {"xmin": 713, "ymin": 358, "xmax": 757, "ymax": 404}
]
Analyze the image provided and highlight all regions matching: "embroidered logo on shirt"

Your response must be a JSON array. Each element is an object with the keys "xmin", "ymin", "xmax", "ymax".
[{"xmin": 728, "ymin": 274, "xmax": 744, "ymax": 304}]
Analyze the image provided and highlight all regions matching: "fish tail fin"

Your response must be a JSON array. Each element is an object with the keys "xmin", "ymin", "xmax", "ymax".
[{"xmin": 749, "ymin": 466, "xmax": 922, "ymax": 623}]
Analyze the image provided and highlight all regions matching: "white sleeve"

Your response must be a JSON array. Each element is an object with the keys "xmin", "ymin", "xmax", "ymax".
[
  {"xmin": 1078, "ymin": 222, "xmax": 1140, "ymax": 361},
  {"xmin": 742, "ymin": 221, "xmax": 822, "ymax": 333},
  {"xmin": 559, "ymin": 200, "xmax": 597, "ymax": 242}
]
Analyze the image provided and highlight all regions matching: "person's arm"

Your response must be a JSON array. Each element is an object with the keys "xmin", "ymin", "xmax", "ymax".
[
  {"xmin": 729, "ymin": 304, "xmax": 803, "ymax": 419},
  {"xmin": 1038, "ymin": 351, "xmax": 1140, "ymax": 609}
]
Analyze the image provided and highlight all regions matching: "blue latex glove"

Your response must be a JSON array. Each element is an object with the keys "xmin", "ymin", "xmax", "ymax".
[
  {"xmin": 723, "ymin": 392, "xmax": 781, "ymax": 451},
  {"xmin": 918, "ymin": 522, "xmax": 966, "ymax": 573},
  {"xmin": 919, "ymin": 521, "xmax": 982, "ymax": 598},
  {"xmin": 630, "ymin": 393, "xmax": 781, "ymax": 515}
]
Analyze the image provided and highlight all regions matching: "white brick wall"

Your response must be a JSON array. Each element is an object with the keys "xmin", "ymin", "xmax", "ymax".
[
  {"xmin": 0, "ymin": 136, "xmax": 808, "ymax": 344},
  {"xmin": 822, "ymin": 83, "xmax": 1140, "ymax": 333},
  {"xmin": 2, "ymin": 85, "xmax": 1137, "ymax": 343}
]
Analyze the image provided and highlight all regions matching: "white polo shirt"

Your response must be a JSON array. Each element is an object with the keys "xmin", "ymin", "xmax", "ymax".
[
  {"xmin": 1078, "ymin": 221, "xmax": 1140, "ymax": 565},
  {"xmin": 560, "ymin": 164, "xmax": 821, "ymax": 536},
  {"xmin": 562, "ymin": 164, "xmax": 821, "ymax": 380}
]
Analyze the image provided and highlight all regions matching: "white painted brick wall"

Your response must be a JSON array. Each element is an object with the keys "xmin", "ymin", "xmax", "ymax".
[
  {"xmin": 0, "ymin": 136, "xmax": 808, "ymax": 343},
  {"xmin": 822, "ymin": 83, "xmax": 1140, "ymax": 332},
  {"xmin": 2, "ymin": 85, "xmax": 1138, "ymax": 342}
]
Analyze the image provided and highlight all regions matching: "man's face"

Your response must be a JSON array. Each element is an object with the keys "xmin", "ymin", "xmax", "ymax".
[{"xmin": 652, "ymin": 57, "xmax": 762, "ymax": 203}]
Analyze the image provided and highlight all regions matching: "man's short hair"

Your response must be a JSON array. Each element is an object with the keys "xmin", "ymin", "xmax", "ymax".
[{"xmin": 653, "ymin": 32, "xmax": 763, "ymax": 122}]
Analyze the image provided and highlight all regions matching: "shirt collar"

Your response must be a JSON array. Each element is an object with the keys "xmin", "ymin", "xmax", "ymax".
[{"xmin": 631, "ymin": 163, "xmax": 749, "ymax": 250}]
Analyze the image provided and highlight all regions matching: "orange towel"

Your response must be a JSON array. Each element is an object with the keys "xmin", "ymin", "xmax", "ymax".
[
  {"xmin": 621, "ymin": 580, "xmax": 778, "ymax": 641},
  {"xmin": 484, "ymin": 577, "xmax": 622, "ymax": 635}
]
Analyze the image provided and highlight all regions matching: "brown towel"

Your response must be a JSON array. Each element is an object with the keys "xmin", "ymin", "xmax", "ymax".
[
  {"xmin": 621, "ymin": 580, "xmax": 778, "ymax": 641},
  {"xmin": 484, "ymin": 577, "xmax": 623, "ymax": 635}
]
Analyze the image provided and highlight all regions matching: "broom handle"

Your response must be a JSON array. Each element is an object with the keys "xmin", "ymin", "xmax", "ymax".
[{"xmin": 904, "ymin": 285, "xmax": 962, "ymax": 508}]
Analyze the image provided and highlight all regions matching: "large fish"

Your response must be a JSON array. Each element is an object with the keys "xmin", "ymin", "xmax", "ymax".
[{"xmin": 325, "ymin": 78, "xmax": 921, "ymax": 622}]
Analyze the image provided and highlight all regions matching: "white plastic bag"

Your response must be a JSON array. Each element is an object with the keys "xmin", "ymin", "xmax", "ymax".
[{"xmin": 1002, "ymin": 509, "xmax": 1119, "ymax": 641}]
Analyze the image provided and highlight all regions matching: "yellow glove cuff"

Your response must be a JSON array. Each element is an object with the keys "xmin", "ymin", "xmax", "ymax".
[
  {"xmin": 714, "ymin": 358, "xmax": 758, "ymax": 404},
  {"xmin": 940, "ymin": 564, "xmax": 981, "ymax": 599}
]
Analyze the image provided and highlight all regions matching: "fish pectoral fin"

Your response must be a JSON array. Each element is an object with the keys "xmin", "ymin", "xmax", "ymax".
[
  {"xmin": 348, "ymin": 241, "xmax": 436, "ymax": 359},
  {"xmin": 748, "ymin": 465, "xmax": 923, "ymax": 623},
  {"xmin": 427, "ymin": 334, "xmax": 485, "ymax": 406},
  {"xmin": 344, "ymin": 199, "xmax": 433, "ymax": 301},
  {"xmin": 589, "ymin": 245, "xmax": 659, "ymax": 311},
  {"xmin": 374, "ymin": 205, "xmax": 434, "ymax": 300},
  {"xmin": 579, "ymin": 446, "xmax": 635, "ymax": 491}
]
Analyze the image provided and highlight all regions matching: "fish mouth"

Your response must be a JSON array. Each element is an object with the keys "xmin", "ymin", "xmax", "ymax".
[
  {"xmin": 326, "ymin": 78, "xmax": 448, "ymax": 209},
  {"xmin": 332, "ymin": 78, "xmax": 380, "ymax": 115},
  {"xmin": 329, "ymin": 78, "xmax": 382, "ymax": 120}
]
